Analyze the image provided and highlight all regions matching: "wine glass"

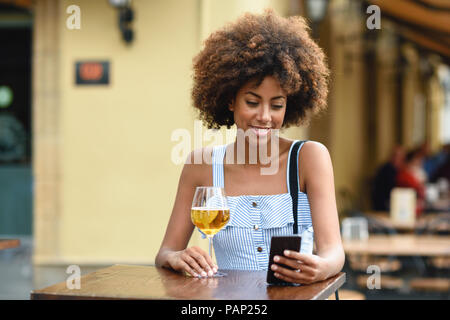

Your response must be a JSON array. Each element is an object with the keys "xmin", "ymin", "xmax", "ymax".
[{"xmin": 191, "ymin": 186, "xmax": 230, "ymax": 277}]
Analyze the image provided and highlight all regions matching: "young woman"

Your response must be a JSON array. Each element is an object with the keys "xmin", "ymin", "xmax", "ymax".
[{"xmin": 155, "ymin": 9, "xmax": 344, "ymax": 285}]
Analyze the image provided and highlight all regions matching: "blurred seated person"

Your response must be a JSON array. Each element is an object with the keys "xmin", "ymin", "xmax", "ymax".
[
  {"xmin": 425, "ymin": 143, "xmax": 450, "ymax": 181},
  {"xmin": 429, "ymin": 144, "xmax": 450, "ymax": 183},
  {"xmin": 396, "ymin": 148, "xmax": 426, "ymax": 216},
  {"xmin": 430, "ymin": 148, "xmax": 450, "ymax": 213},
  {"xmin": 371, "ymin": 146, "xmax": 405, "ymax": 211},
  {"xmin": 413, "ymin": 143, "xmax": 429, "ymax": 184},
  {"xmin": 431, "ymin": 157, "xmax": 450, "ymax": 184}
]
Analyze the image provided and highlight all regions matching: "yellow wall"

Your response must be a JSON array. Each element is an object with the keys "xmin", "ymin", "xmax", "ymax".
[
  {"xmin": 375, "ymin": 20, "xmax": 399, "ymax": 165},
  {"xmin": 57, "ymin": 0, "xmax": 201, "ymax": 264},
  {"xmin": 34, "ymin": 0, "xmax": 295, "ymax": 265}
]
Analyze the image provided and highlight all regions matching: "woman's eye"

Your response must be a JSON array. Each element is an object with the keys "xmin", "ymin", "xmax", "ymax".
[
  {"xmin": 246, "ymin": 101, "xmax": 258, "ymax": 106},
  {"xmin": 272, "ymin": 105, "xmax": 284, "ymax": 109}
]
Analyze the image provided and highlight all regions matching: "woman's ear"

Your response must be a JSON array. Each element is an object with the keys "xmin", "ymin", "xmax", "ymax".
[{"xmin": 228, "ymin": 99, "xmax": 235, "ymax": 112}]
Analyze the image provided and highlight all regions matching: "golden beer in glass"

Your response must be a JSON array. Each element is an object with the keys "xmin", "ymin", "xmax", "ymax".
[{"xmin": 191, "ymin": 186, "xmax": 230, "ymax": 277}]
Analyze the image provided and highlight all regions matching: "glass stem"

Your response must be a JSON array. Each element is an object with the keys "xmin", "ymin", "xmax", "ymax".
[{"xmin": 207, "ymin": 235, "xmax": 214, "ymax": 263}]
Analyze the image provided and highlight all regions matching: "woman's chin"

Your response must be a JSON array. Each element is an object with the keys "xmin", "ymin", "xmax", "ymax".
[{"xmin": 247, "ymin": 134, "xmax": 271, "ymax": 146}]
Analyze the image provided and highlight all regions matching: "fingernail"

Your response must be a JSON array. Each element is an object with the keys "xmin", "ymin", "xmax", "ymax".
[
  {"xmin": 271, "ymin": 264, "xmax": 277, "ymax": 270},
  {"xmin": 201, "ymin": 271, "xmax": 207, "ymax": 277},
  {"xmin": 213, "ymin": 267, "xmax": 218, "ymax": 273},
  {"xmin": 284, "ymin": 250, "xmax": 290, "ymax": 256},
  {"xmin": 208, "ymin": 270, "xmax": 214, "ymax": 277},
  {"xmin": 193, "ymin": 273, "xmax": 199, "ymax": 278},
  {"xmin": 274, "ymin": 255, "xmax": 280, "ymax": 262}
]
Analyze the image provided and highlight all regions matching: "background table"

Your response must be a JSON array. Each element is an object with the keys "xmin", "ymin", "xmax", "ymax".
[
  {"xmin": 31, "ymin": 264, "xmax": 345, "ymax": 300},
  {"xmin": 0, "ymin": 239, "xmax": 20, "ymax": 250},
  {"xmin": 343, "ymin": 234, "xmax": 450, "ymax": 256},
  {"xmin": 364, "ymin": 212, "xmax": 449, "ymax": 232}
]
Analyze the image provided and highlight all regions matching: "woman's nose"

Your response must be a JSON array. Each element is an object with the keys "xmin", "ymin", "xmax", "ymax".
[{"xmin": 257, "ymin": 105, "xmax": 271, "ymax": 123}]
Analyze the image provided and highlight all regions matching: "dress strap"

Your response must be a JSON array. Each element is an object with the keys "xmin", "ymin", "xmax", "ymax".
[
  {"xmin": 288, "ymin": 140, "xmax": 307, "ymax": 234},
  {"xmin": 212, "ymin": 145, "xmax": 227, "ymax": 188}
]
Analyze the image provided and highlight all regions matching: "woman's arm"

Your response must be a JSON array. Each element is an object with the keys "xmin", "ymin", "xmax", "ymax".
[
  {"xmin": 155, "ymin": 148, "xmax": 218, "ymax": 277},
  {"xmin": 271, "ymin": 141, "xmax": 345, "ymax": 284}
]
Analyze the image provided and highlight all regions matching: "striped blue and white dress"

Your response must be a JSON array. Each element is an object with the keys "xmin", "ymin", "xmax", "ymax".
[{"xmin": 201, "ymin": 140, "xmax": 314, "ymax": 270}]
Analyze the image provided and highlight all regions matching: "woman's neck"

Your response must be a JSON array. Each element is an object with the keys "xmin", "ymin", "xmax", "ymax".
[{"xmin": 226, "ymin": 135, "xmax": 286, "ymax": 176}]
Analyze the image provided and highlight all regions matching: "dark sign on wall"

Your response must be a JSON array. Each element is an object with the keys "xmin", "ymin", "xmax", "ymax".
[{"xmin": 75, "ymin": 61, "xmax": 110, "ymax": 85}]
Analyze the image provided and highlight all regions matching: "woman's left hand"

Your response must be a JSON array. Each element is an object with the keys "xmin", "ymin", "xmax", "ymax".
[{"xmin": 270, "ymin": 250, "xmax": 328, "ymax": 285}]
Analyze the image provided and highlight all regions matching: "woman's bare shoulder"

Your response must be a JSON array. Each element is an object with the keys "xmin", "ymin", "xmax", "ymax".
[
  {"xmin": 182, "ymin": 146, "xmax": 214, "ymax": 185},
  {"xmin": 299, "ymin": 141, "xmax": 333, "ymax": 179},
  {"xmin": 301, "ymin": 140, "xmax": 329, "ymax": 154}
]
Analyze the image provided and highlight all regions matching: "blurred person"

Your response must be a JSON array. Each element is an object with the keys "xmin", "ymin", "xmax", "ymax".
[
  {"xmin": 371, "ymin": 145, "xmax": 405, "ymax": 211},
  {"xmin": 424, "ymin": 143, "xmax": 449, "ymax": 180},
  {"xmin": 413, "ymin": 142, "xmax": 429, "ymax": 184},
  {"xmin": 429, "ymin": 144, "xmax": 450, "ymax": 183},
  {"xmin": 156, "ymin": 9, "xmax": 344, "ymax": 285},
  {"xmin": 431, "ymin": 157, "xmax": 450, "ymax": 184},
  {"xmin": 396, "ymin": 148, "xmax": 426, "ymax": 216},
  {"xmin": 431, "ymin": 157, "xmax": 450, "ymax": 213}
]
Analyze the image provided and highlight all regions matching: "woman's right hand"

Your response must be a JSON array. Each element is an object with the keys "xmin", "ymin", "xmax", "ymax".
[{"xmin": 166, "ymin": 246, "xmax": 218, "ymax": 278}]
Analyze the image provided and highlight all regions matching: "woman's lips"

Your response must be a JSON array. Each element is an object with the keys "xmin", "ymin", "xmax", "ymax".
[{"xmin": 249, "ymin": 126, "xmax": 271, "ymax": 137}]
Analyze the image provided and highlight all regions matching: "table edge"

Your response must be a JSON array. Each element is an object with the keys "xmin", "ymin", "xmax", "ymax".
[{"xmin": 311, "ymin": 272, "xmax": 346, "ymax": 300}]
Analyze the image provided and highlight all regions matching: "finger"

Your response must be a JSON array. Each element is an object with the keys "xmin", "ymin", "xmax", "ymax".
[
  {"xmin": 190, "ymin": 251, "xmax": 216, "ymax": 276},
  {"xmin": 273, "ymin": 255, "xmax": 300, "ymax": 269},
  {"xmin": 179, "ymin": 261, "xmax": 199, "ymax": 278},
  {"xmin": 284, "ymin": 251, "xmax": 317, "ymax": 267},
  {"xmin": 191, "ymin": 247, "xmax": 218, "ymax": 271},
  {"xmin": 273, "ymin": 256, "xmax": 315, "ymax": 274},
  {"xmin": 293, "ymin": 264, "xmax": 315, "ymax": 275},
  {"xmin": 183, "ymin": 254, "xmax": 208, "ymax": 277},
  {"xmin": 273, "ymin": 272, "xmax": 299, "ymax": 284},
  {"xmin": 274, "ymin": 271, "xmax": 314, "ymax": 285},
  {"xmin": 192, "ymin": 247, "xmax": 218, "ymax": 273},
  {"xmin": 271, "ymin": 264, "xmax": 314, "ymax": 283}
]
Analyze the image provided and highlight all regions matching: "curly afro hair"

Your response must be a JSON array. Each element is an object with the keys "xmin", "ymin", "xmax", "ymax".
[{"xmin": 191, "ymin": 8, "xmax": 330, "ymax": 130}]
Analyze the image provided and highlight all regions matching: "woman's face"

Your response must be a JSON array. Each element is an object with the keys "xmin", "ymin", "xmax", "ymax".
[{"xmin": 229, "ymin": 76, "xmax": 287, "ymax": 144}]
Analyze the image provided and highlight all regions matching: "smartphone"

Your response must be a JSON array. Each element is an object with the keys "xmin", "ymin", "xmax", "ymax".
[{"xmin": 266, "ymin": 235, "xmax": 301, "ymax": 285}]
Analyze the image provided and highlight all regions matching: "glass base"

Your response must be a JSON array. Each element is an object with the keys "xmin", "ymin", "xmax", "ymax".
[
  {"xmin": 197, "ymin": 270, "xmax": 227, "ymax": 278},
  {"xmin": 213, "ymin": 271, "xmax": 227, "ymax": 277}
]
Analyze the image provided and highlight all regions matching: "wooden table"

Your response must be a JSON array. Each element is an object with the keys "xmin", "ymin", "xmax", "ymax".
[
  {"xmin": 365, "ymin": 211, "xmax": 449, "ymax": 232},
  {"xmin": 0, "ymin": 239, "xmax": 20, "ymax": 250},
  {"xmin": 31, "ymin": 264, "xmax": 346, "ymax": 300},
  {"xmin": 343, "ymin": 234, "xmax": 450, "ymax": 256}
]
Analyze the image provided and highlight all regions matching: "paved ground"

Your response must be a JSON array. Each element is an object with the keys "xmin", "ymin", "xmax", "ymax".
[{"xmin": 0, "ymin": 236, "xmax": 107, "ymax": 300}]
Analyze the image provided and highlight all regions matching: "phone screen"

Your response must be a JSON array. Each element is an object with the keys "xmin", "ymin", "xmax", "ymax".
[{"xmin": 266, "ymin": 236, "xmax": 301, "ymax": 285}]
